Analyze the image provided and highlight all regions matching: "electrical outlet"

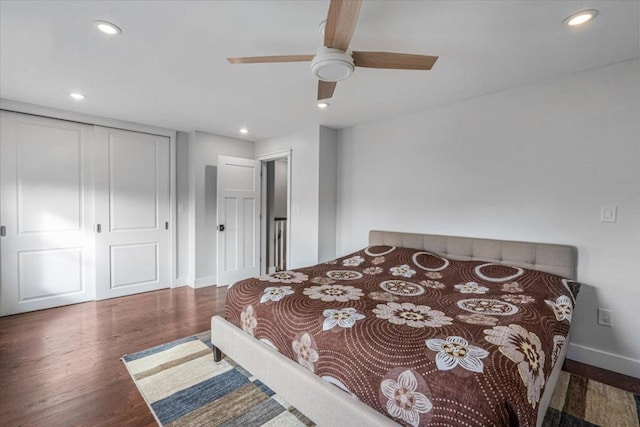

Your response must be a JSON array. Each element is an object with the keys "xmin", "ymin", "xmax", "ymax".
[{"xmin": 598, "ymin": 308, "xmax": 613, "ymax": 327}]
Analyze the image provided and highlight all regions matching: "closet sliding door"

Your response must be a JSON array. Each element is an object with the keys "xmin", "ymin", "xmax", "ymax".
[
  {"xmin": 0, "ymin": 112, "xmax": 95, "ymax": 316},
  {"xmin": 0, "ymin": 114, "xmax": 172, "ymax": 314},
  {"xmin": 93, "ymin": 127, "xmax": 170, "ymax": 300}
]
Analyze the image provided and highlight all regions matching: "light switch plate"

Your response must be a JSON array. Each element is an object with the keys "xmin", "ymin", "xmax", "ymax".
[{"xmin": 601, "ymin": 206, "xmax": 617, "ymax": 223}]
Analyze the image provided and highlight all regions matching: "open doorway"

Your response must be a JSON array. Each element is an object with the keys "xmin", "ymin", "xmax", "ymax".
[{"xmin": 258, "ymin": 150, "xmax": 291, "ymax": 275}]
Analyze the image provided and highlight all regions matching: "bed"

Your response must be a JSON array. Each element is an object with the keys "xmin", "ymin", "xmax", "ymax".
[{"xmin": 211, "ymin": 230, "xmax": 579, "ymax": 426}]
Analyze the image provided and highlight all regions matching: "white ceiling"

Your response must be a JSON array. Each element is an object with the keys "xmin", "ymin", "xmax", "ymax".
[{"xmin": 1, "ymin": 1, "xmax": 638, "ymax": 141}]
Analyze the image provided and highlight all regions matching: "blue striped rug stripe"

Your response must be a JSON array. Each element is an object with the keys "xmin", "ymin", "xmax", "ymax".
[
  {"xmin": 123, "ymin": 336, "xmax": 198, "ymax": 362},
  {"xmin": 151, "ymin": 368, "xmax": 249, "ymax": 424},
  {"xmin": 253, "ymin": 379, "xmax": 276, "ymax": 397}
]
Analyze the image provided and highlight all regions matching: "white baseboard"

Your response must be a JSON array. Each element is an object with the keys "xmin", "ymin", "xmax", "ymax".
[
  {"xmin": 194, "ymin": 276, "xmax": 217, "ymax": 288},
  {"xmin": 175, "ymin": 277, "xmax": 189, "ymax": 287},
  {"xmin": 567, "ymin": 342, "xmax": 640, "ymax": 378},
  {"xmin": 175, "ymin": 276, "xmax": 216, "ymax": 289}
]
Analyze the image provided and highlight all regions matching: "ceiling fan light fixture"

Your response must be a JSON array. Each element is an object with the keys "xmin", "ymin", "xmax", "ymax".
[
  {"xmin": 319, "ymin": 20, "xmax": 327, "ymax": 37},
  {"xmin": 311, "ymin": 48, "xmax": 355, "ymax": 82},
  {"xmin": 563, "ymin": 9, "xmax": 598, "ymax": 26},
  {"xmin": 93, "ymin": 20, "xmax": 122, "ymax": 35}
]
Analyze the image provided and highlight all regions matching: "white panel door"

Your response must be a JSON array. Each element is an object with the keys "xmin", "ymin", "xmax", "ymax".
[
  {"xmin": 217, "ymin": 156, "xmax": 261, "ymax": 286},
  {"xmin": 0, "ymin": 112, "xmax": 95, "ymax": 316},
  {"xmin": 94, "ymin": 127, "xmax": 170, "ymax": 300}
]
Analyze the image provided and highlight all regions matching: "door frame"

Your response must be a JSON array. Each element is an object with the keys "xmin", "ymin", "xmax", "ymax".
[
  {"xmin": 256, "ymin": 150, "xmax": 292, "ymax": 275},
  {"xmin": 0, "ymin": 100, "xmax": 178, "ymax": 289}
]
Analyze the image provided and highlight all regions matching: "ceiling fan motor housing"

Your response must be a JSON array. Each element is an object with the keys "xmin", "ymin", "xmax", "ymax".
[{"xmin": 311, "ymin": 47, "xmax": 355, "ymax": 82}]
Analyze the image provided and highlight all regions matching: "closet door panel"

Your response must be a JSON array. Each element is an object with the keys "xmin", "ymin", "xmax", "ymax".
[
  {"xmin": 109, "ymin": 134, "xmax": 158, "ymax": 230},
  {"xmin": 94, "ymin": 126, "xmax": 170, "ymax": 300},
  {"xmin": 18, "ymin": 248, "xmax": 84, "ymax": 299},
  {"xmin": 17, "ymin": 123, "xmax": 82, "ymax": 233},
  {"xmin": 0, "ymin": 112, "xmax": 95, "ymax": 316},
  {"xmin": 110, "ymin": 243, "xmax": 158, "ymax": 288}
]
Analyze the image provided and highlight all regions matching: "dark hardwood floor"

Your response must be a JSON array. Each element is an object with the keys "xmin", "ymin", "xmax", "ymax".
[
  {"xmin": 1, "ymin": 285, "xmax": 637, "ymax": 426},
  {"xmin": 562, "ymin": 358, "xmax": 639, "ymax": 395},
  {"xmin": 0, "ymin": 286, "xmax": 226, "ymax": 427}
]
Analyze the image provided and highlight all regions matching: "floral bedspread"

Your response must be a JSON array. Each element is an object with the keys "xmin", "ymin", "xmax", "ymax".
[{"xmin": 224, "ymin": 246, "xmax": 579, "ymax": 427}]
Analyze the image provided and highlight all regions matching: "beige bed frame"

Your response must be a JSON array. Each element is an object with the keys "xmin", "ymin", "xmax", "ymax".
[{"xmin": 211, "ymin": 230, "xmax": 577, "ymax": 427}]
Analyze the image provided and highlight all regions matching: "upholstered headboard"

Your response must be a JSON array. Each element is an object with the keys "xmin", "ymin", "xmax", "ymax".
[{"xmin": 369, "ymin": 230, "xmax": 577, "ymax": 280}]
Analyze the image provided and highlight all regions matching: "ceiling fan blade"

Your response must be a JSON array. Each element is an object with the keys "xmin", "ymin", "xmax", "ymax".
[
  {"xmin": 352, "ymin": 51, "xmax": 439, "ymax": 70},
  {"xmin": 318, "ymin": 81, "xmax": 337, "ymax": 100},
  {"xmin": 227, "ymin": 55, "xmax": 314, "ymax": 64},
  {"xmin": 324, "ymin": 0, "xmax": 362, "ymax": 51}
]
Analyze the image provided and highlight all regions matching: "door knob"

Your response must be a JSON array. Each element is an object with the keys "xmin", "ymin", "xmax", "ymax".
[{"xmin": 218, "ymin": 224, "xmax": 225, "ymax": 231}]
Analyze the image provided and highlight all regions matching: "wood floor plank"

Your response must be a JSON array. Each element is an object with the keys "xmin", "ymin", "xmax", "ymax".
[
  {"xmin": 0, "ymin": 286, "xmax": 226, "ymax": 427},
  {"xmin": 562, "ymin": 358, "xmax": 640, "ymax": 395}
]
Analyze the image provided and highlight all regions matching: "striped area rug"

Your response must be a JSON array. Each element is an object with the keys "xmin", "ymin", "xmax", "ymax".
[
  {"xmin": 123, "ymin": 333, "xmax": 640, "ymax": 427},
  {"xmin": 123, "ymin": 332, "xmax": 314, "ymax": 426},
  {"xmin": 544, "ymin": 371, "xmax": 640, "ymax": 427}
]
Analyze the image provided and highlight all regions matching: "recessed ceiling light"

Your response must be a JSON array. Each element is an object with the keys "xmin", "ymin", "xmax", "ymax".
[
  {"xmin": 93, "ymin": 20, "xmax": 122, "ymax": 35},
  {"xmin": 239, "ymin": 128, "xmax": 249, "ymax": 135},
  {"xmin": 70, "ymin": 92, "xmax": 85, "ymax": 101},
  {"xmin": 563, "ymin": 9, "xmax": 598, "ymax": 27},
  {"xmin": 317, "ymin": 102, "xmax": 330, "ymax": 109}
]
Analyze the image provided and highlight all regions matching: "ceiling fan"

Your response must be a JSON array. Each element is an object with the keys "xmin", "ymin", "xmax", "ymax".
[{"xmin": 227, "ymin": 0, "xmax": 438, "ymax": 101}]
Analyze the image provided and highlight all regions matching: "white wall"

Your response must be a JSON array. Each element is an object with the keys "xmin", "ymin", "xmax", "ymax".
[
  {"xmin": 318, "ymin": 126, "xmax": 338, "ymax": 262},
  {"xmin": 187, "ymin": 130, "xmax": 254, "ymax": 286},
  {"xmin": 176, "ymin": 131, "xmax": 189, "ymax": 283},
  {"xmin": 336, "ymin": 59, "xmax": 640, "ymax": 378}
]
